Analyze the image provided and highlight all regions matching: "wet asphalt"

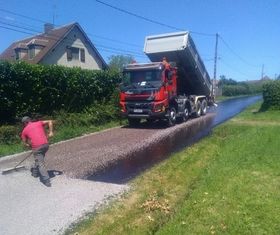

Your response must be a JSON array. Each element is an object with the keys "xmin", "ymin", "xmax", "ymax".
[{"xmin": 0, "ymin": 95, "xmax": 261, "ymax": 235}]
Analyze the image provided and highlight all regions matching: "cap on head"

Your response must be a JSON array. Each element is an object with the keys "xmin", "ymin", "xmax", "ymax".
[{"xmin": 21, "ymin": 116, "xmax": 31, "ymax": 124}]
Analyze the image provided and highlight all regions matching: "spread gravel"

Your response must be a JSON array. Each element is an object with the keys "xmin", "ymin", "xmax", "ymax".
[
  {"xmin": 0, "ymin": 170, "xmax": 128, "ymax": 235},
  {"xmin": 0, "ymin": 114, "xmax": 215, "ymax": 235}
]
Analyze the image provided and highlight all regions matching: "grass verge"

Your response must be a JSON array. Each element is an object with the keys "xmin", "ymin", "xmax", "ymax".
[
  {"xmin": 66, "ymin": 101, "xmax": 280, "ymax": 235},
  {"xmin": 0, "ymin": 120, "xmax": 124, "ymax": 157}
]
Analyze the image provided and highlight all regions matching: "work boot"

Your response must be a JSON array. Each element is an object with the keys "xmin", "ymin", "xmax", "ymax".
[
  {"xmin": 31, "ymin": 167, "xmax": 39, "ymax": 178},
  {"xmin": 42, "ymin": 179, "xmax": 51, "ymax": 187}
]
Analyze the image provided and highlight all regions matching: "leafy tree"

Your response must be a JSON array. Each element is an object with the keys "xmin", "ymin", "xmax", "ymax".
[
  {"xmin": 108, "ymin": 55, "xmax": 135, "ymax": 72},
  {"xmin": 218, "ymin": 75, "xmax": 237, "ymax": 86}
]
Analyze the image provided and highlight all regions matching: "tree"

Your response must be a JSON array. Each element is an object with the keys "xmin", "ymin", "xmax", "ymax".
[
  {"xmin": 218, "ymin": 75, "xmax": 237, "ymax": 87},
  {"xmin": 108, "ymin": 55, "xmax": 135, "ymax": 72}
]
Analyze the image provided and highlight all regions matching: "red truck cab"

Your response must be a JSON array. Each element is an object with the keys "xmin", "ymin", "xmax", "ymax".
[{"xmin": 120, "ymin": 60, "xmax": 181, "ymax": 126}]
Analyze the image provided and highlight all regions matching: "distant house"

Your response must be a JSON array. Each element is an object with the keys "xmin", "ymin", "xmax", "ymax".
[{"xmin": 0, "ymin": 22, "xmax": 107, "ymax": 70}]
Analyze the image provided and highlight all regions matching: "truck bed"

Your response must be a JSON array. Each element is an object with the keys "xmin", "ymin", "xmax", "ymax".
[{"xmin": 144, "ymin": 31, "xmax": 212, "ymax": 96}]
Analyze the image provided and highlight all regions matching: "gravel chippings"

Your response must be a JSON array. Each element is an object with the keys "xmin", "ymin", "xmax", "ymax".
[
  {"xmin": 0, "ymin": 114, "xmax": 215, "ymax": 235},
  {"xmin": 0, "ymin": 170, "xmax": 128, "ymax": 235}
]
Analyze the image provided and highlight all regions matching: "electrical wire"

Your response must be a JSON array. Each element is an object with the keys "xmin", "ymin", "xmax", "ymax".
[
  {"xmin": 219, "ymin": 58, "xmax": 254, "ymax": 79},
  {"xmin": 95, "ymin": 0, "xmax": 215, "ymax": 36},
  {"xmin": 0, "ymin": 21, "xmax": 145, "ymax": 59},
  {"xmin": 219, "ymin": 35, "xmax": 260, "ymax": 68},
  {"xmin": 95, "ymin": 0, "xmax": 184, "ymax": 32},
  {"xmin": 1, "ymin": 6, "xmax": 259, "ymax": 78},
  {"xmin": 0, "ymin": 8, "xmax": 47, "ymax": 24}
]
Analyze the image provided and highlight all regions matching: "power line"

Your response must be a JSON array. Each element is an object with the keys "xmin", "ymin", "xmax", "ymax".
[
  {"xmin": 2, "ymin": 5, "xmax": 259, "ymax": 78},
  {"xmin": 0, "ymin": 20, "xmax": 42, "ymax": 34},
  {"xmin": 220, "ymin": 58, "xmax": 254, "ymax": 79},
  {"xmin": 0, "ymin": 8, "xmax": 144, "ymax": 50},
  {"xmin": 0, "ymin": 8, "xmax": 47, "ymax": 24},
  {"xmin": 89, "ymin": 33, "xmax": 142, "ymax": 49},
  {"xmin": 95, "ymin": 44, "xmax": 144, "ymax": 57},
  {"xmin": 0, "ymin": 25, "xmax": 34, "ymax": 35},
  {"xmin": 95, "ymin": 0, "xmax": 215, "ymax": 37},
  {"xmin": 219, "ymin": 35, "xmax": 260, "ymax": 68},
  {"xmin": 96, "ymin": 0, "xmax": 183, "ymax": 31},
  {"xmin": 95, "ymin": 47, "xmax": 146, "ymax": 59},
  {"xmin": 0, "ymin": 22, "xmax": 145, "ymax": 59}
]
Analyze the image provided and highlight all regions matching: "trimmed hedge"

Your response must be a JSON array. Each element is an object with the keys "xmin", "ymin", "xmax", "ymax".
[
  {"xmin": 221, "ymin": 82, "xmax": 264, "ymax": 97},
  {"xmin": 222, "ymin": 85, "xmax": 249, "ymax": 96},
  {"xmin": 0, "ymin": 61, "xmax": 122, "ymax": 123},
  {"xmin": 262, "ymin": 80, "xmax": 280, "ymax": 110}
]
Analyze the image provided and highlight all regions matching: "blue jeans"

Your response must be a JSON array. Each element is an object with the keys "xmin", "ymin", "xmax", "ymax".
[{"xmin": 33, "ymin": 144, "xmax": 50, "ymax": 182}]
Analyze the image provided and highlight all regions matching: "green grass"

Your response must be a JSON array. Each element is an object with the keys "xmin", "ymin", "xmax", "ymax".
[{"xmin": 66, "ymin": 102, "xmax": 280, "ymax": 235}]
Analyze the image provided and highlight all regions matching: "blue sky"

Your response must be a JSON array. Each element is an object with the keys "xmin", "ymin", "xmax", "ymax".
[{"xmin": 1, "ymin": 0, "xmax": 279, "ymax": 81}]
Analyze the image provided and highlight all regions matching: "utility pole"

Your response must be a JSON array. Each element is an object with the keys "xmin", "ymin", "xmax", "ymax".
[
  {"xmin": 52, "ymin": 3, "xmax": 56, "ymax": 25},
  {"xmin": 213, "ymin": 33, "xmax": 219, "ymax": 98},
  {"xmin": 261, "ymin": 64, "xmax": 264, "ymax": 79}
]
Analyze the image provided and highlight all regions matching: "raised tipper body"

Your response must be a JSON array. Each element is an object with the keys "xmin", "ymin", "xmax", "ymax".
[{"xmin": 120, "ymin": 31, "xmax": 214, "ymax": 126}]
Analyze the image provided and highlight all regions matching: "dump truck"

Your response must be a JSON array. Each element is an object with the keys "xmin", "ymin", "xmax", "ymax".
[{"xmin": 119, "ymin": 31, "xmax": 214, "ymax": 126}]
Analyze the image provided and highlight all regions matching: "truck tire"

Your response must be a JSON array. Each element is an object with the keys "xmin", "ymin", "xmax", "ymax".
[
  {"xmin": 201, "ymin": 99, "xmax": 207, "ymax": 115},
  {"xmin": 167, "ymin": 107, "xmax": 177, "ymax": 126},
  {"xmin": 194, "ymin": 100, "xmax": 201, "ymax": 117},
  {"xmin": 128, "ymin": 118, "xmax": 141, "ymax": 127},
  {"xmin": 179, "ymin": 106, "xmax": 189, "ymax": 122}
]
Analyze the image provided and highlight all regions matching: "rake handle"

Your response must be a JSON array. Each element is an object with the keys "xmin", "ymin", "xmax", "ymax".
[{"xmin": 14, "ymin": 151, "xmax": 33, "ymax": 168}]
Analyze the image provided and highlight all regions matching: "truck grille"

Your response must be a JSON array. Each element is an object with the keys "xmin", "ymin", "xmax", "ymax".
[{"xmin": 126, "ymin": 102, "xmax": 153, "ymax": 114}]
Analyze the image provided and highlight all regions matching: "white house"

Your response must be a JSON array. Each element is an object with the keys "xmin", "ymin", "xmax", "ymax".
[{"xmin": 0, "ymin": 22, "xmax": 107, "ymax": 70}]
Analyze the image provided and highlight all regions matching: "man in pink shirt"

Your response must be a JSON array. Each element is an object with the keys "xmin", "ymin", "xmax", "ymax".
[{"xmin": 21, "ymin": 116, "xmax": 54, "ymax": 187}]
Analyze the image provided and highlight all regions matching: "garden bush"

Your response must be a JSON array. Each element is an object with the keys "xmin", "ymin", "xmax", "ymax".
[
  {"xmin": 222, "ymin": 84, "xmax": 249, "ymax": 96},
  {"xmin": 0, "ymin": 125, "xmax": 21, "ymax": 144},
  {"xmin": 0, "ymin": 61, "xmax": 122, "ymax": 124},
  {"xmin": 262, "ymin": 80, "xmax": 280, "ymax": 110}
]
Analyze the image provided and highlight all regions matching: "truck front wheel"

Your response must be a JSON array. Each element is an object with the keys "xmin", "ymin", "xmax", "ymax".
[{"xmin": 167, "ymin": 107, "xmax": 177, "ymax": 126}]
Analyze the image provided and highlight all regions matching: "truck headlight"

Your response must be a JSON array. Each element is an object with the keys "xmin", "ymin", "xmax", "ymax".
[
  {"xmin": 153, "ymin": 103, "xmax": 165, "ymax": 112},
  {"xmin": 120, "ymin": 103, "xmax": 126, "ymax": 112}
]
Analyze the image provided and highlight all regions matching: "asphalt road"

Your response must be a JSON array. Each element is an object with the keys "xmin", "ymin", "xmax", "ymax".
[
  {"xmin": 0, "ymin": 115, "xmax": 215, "ymax": 235},
  {"xmin": 0, "ymin": 95, "xmax": 261, "ymax": 235}
]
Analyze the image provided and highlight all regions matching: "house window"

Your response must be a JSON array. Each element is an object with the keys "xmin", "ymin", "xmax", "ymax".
[
  {"xmin": 28, "ymin": 46, "xmax": 35, "ymax": 59},
  {"xmin": 80, "ymin": 48, "xmax": 85, "ymax": 62},
  {"xmin": 15, "ymin": 50, "xmax": 20, "ymax": 60},
  {"xmin": 66, "ymin": 46, "xmax": 79, "ymax": 61},
  {"xmin": 15, "ymin": 48, "xmax": 27, "ymax": 60}
]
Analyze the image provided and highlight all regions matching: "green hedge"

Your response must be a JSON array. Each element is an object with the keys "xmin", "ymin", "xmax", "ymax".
[
  {"xmin": 221, "ymin": 82, "xmax": 264, "ymax": 97},
  {"xmin": 0, "ymin": 125, "xmax": 21, "ymax": 144},
  {"xmin": 222, "ymin": 85, "xmax": 249, "ymax": 96},
  {"xmin": 0, "ymin": 61, "xmax": 122, "ymax": 123},
  {"xmin": 262, "ymin": 80, "xmax": 280, "ymax": 110}
]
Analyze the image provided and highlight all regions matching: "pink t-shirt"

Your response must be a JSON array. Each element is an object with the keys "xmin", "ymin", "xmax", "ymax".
[{"xmin": 21, "ymin": 121, "xmax": 48, "ymax": 149}]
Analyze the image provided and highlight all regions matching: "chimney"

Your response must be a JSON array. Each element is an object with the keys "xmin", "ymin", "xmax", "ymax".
[{"xmin": 44, "ymin": 23, "xmax": 54, "ymax": 34}]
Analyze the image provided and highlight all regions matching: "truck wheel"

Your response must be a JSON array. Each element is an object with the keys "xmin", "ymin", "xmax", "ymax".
[
  {"xmin": 194, "ymin": 100, "xmax": 201, "ymax": 117},
  {"xmin": 128, "ymin": 118, "xmax": 141, "ymax": 127},
  {"xmin": 180, "ymin": 107, "xmax": 189, "ymax": 122},
  {"xmin": 167, "ymin": 107, "xmax": 176, "ymax": 126},
  {"xmin": 201, "ymin": 100, "xmax": 207, "ymax": 115}
]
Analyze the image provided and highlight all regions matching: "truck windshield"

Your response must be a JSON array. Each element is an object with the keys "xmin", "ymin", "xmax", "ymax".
[{"xmin": 122, "ymin": 70, "xmax": 162, "ymax": 89}]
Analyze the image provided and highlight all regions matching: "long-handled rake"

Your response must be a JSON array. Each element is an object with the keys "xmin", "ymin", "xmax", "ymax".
[{"xmin": 2, "ymin": 151, "xmax": 33, "ymax": 175}]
